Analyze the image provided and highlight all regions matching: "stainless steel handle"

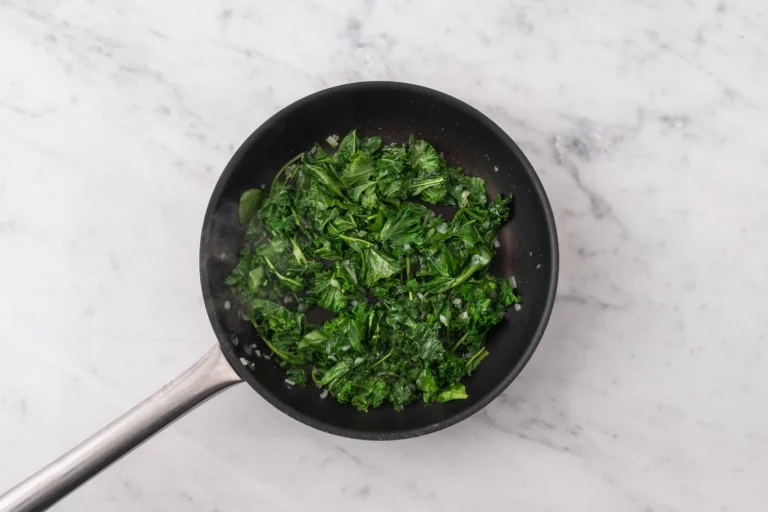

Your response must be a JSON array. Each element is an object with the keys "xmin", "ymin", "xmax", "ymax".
[{"xmin": 0, "ymin": 345, "xmax": 243, "ymax": 512}]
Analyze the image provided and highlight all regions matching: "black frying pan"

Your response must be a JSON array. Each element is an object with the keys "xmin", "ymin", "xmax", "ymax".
[{"xmin": 0, "ymin": 82, "xmax": 558, "ymax": 511}]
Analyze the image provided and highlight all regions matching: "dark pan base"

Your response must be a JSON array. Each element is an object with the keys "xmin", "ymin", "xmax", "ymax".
[{"xmin": 200, "ymin": 82, "xmax": 558, "ymax": 440}]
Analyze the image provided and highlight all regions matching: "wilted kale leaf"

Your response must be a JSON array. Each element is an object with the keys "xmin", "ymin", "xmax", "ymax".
[{"xmin": 227, "ymin": 131, "xmax": 520, "ymax": 412}]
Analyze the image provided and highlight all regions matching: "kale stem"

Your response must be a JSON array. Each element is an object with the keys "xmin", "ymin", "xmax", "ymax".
[
  {"xmin": 264, "ymin": 256, "xmax": 302, "ymax": 288},
  {"xmin": 290, "ymin": 206, "xmax": 301, "ymax": 227},
  {"xmin": 466, "ymin": 347, "xmax": 489, "ymax": 372},
  {"xmin": 270, "ymin": 152, "xmax": 304, "ymax": 192},
  {"xmin": 407, "ymin": 256, "xmax": 413, "ymax": 300},
  {"xmin": 261, "ymin": 336, "xmax": 292, "ymax": 362},
  {"xmin": 338, "ymin": 234, "xmax": 373, "ymax": 247},
  {"xmin": 451, "ymin": 332, "xmax": 469, "ymax": 352},
  {"xmin": 372, "ymin": 347, "xmax": 393, "ymax": 368},
  {"xmin": 290, "ymin": 234, "xmax": 308, "ymax": 264},
  {"xmin": 409, "ymin": 177, "xmax": 444, "ymax": 189},
  {"xmin": 463, "ymin": 209, "xmax": 484, "ymax": 221}
]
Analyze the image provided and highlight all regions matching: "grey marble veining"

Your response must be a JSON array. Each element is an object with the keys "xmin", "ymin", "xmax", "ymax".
[{"xmin": 1, "ymin": 0, "xmax": 766, "ymax": 510}]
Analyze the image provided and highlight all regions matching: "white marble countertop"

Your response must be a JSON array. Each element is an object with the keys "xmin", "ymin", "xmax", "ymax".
[{"xmin": 2, "ymin": 1, "xmax": 767, "ymax": 510}]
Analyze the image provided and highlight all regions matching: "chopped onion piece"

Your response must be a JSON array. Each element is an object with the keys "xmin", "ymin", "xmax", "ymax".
[
  {"xmin": 514, "ymin": 303, "xmax": 522, "ymax": 311},
  {"xmin": 320, "ymin": 389, "xmax": 329, "ymax": 399},
  {"xmin": 224, "ymin": 300, "xmax": 231, "ymax": 310},
  {"xmin": 439, "ymin": 315, "xmax": 448, "ymax": 326},
  {"xmin": 285, "ymin": 379, "xmax": 295, "ymax": 386},
  {"xmin": 452, "ymin": 298, "xmax": 462, "ymax": 306},
  {"xmin": 327, "ymin": 135, "xmax": 339, "ymax": 147}
]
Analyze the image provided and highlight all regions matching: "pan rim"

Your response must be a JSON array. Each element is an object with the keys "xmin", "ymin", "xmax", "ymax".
[{"xmin": 199, "ymin": 81, "xmax": 559, "ymax": 440}]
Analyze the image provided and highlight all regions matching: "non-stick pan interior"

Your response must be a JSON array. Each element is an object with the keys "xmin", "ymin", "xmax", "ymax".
[{"xmin": 200, "ymin": 82, "xmax": 558, "ymax": 439}]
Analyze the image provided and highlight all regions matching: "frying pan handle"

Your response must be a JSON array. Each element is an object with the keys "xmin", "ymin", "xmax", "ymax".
[{"xmin": 0, "ymin": 345, "xmax": 243, "ymax": 512}]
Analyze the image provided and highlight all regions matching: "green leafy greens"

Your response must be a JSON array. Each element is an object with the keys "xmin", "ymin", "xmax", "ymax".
[{"xmin": 227, "ymin": 130, "xmax": 520, "ymax": 412}]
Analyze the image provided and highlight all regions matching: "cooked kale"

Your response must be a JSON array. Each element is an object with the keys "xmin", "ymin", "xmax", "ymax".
[{"xmin": 227, "ymin": 130, "xmax": 521, "ymax": 412}]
